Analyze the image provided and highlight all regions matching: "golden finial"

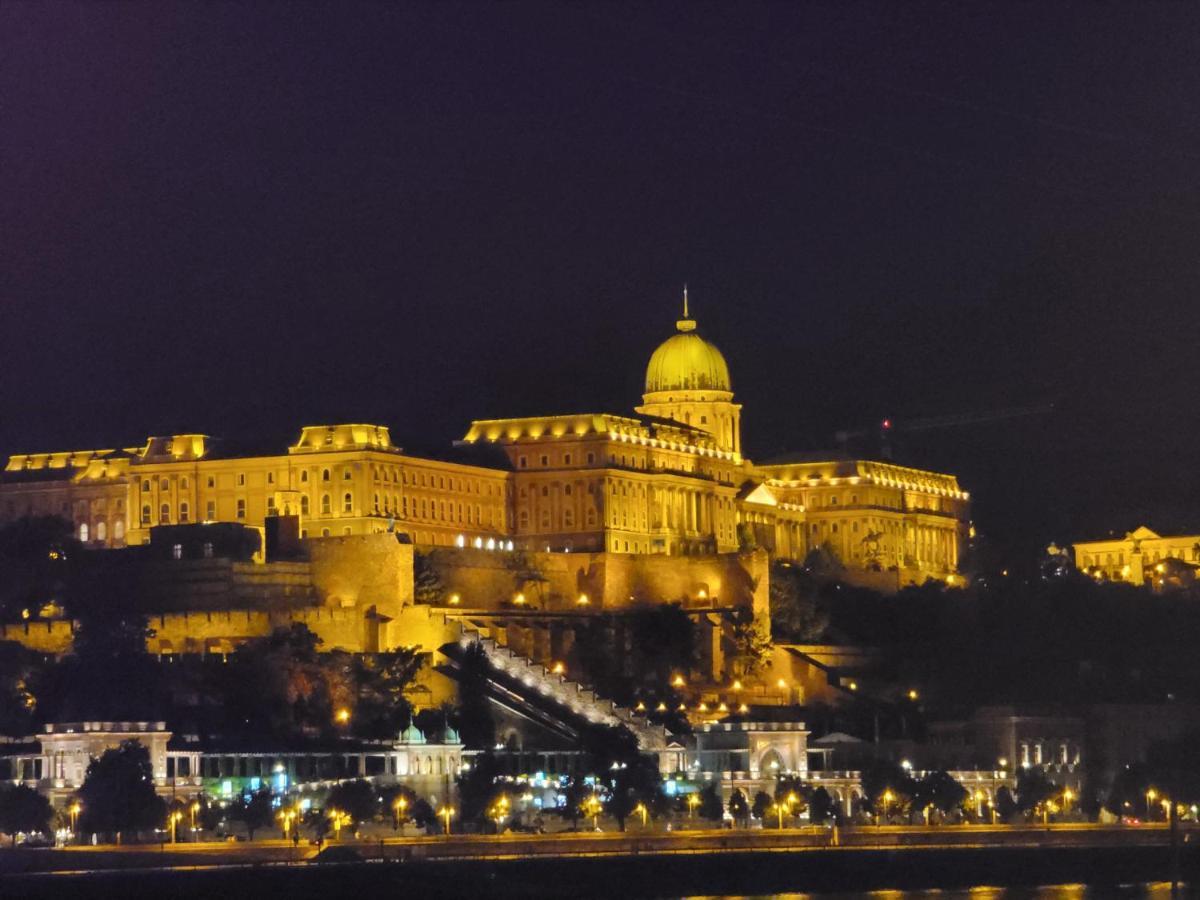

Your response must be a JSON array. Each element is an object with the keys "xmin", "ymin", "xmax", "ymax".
[{"xmin": 677, "ymin": 284, "xmax": 696, "ymax": 332}]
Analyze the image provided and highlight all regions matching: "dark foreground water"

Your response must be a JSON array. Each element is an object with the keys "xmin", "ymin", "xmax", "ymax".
[
  {"xmin": 2, "ymin": 848, "xmax": 1195, "ymax": 899},
  {"xmin": 690, "ymin": 886, "xmax": 1192, "ymax": 899}
]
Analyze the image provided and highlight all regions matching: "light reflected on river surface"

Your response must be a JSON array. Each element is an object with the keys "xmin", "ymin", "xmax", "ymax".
[{"xmin": 690, "ymin": 883, "xmax": 1190, "ymax": 900}]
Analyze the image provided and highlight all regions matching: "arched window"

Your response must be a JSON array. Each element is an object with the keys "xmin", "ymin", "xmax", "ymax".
[
  {"xmin": 160, "ymin": 478, "xmax": 170, "ymax": 491},
  {"xmin": 301, "ymin": 470, "xmax": 309, "ymax": 483},
  {"xmin": 321, "ymin": 494, "xmax": 332, "ymax": 514},
  {"xmin": 113, "ymin": 520, "xmax": 124, "ymax": 541},
  {"xmin": 79, "ymin": 523, "xmax": 89, "ymax": 542},
  {"xmin": 343, "ymin": 492, "xmax": 353, "ymax": 513},
  {"xmin": 181, "ymin": 477, "xmax": 189, "ymax": 489},
  {"xmin": 301, "ymin": 495, "xmax": 310, "ymax": 515},
  {"xmin": 179, "ymin": 502, "xmax": 190, "ymax": 523},
  {"xmin": 322, "ymin": 469, "xmax": 331, "ymax": 482},
  {"xmin": 343, "ymin": 468, "xmax": 352, "ymax": 481},
  {"xmin": 141, "ymin": 505, "xmax": 151, "ymax": 526},
  {"xmin": 160, "ymin": 503, "xmax": 170, "ymax": 524}
]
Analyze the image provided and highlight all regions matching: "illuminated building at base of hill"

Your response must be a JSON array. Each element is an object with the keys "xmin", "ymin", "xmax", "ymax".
[{"xmin": 1, "ymin": 294, "xmax": 969, "ymax": 587}]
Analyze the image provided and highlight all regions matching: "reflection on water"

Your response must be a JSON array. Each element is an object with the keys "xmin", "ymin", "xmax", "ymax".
[{"xmin": 689, "ymin": 883, "xmax": 1190, "ymax": 900}]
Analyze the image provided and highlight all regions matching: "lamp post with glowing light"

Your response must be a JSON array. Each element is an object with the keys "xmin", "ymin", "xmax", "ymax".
[
  {"xmin": 879, "ymin": 789, "xmax": 894, "ymax": 826},
  {"xmin": 687, "ymin": 792, "xmax": 700, "ymax": 823},
  {"xmin": 393, "ymin": 795, "xmax": 409, "ymax": 830},
  {"xmin": 439, "ymin": 805, "xmax": 455, "ymax": 835},
  {"xmin": 168, "ymin": 810, "xmax": 183, "ymax": 844},
  {"xmin": 634, "ymin": 802, "xmax": 648, "ymax": 828},
  {"xmin": 489, "ymin": 794, "xmax": 510, "ymax": 832},
  {"xmin": 1146, "ymin": 788, "xmax": 1158, "ymax": 819},
  {"xmin": 583, "ymin": 794, "xmax": 602, "ymax": 831},
  {"xmin": 68, "ymin": 801, "xmax": 81, "ymax": 837}
]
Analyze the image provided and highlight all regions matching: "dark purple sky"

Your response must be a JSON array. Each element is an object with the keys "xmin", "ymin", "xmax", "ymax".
[{"xmin": 2, "ymin": 2, "xmax": 1198, "ymax": 557}]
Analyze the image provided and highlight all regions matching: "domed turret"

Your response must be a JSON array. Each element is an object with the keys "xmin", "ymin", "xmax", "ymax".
[
  {"xmin": 644, "ymin": 312, "xmax": 732, "ymax": 393},
  {"xmin": 637, "ymin": 288, "xmax": 742, "ymax": 456}
]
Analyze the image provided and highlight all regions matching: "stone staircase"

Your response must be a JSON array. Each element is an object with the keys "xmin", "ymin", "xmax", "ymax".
[{"xmin": 438, "ymin": 615, "xmax": 672, "ymax": 752}]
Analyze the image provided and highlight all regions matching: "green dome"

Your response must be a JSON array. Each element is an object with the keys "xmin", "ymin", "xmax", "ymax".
[{"xmin": 644, "ymin": 317, "xmax": 732, "ymax": 393}]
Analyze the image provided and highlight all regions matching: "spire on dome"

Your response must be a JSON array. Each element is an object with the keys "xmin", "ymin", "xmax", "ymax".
[{"xmin": 677, "ymin": 284, "xmax": 696, "ymax": 333}]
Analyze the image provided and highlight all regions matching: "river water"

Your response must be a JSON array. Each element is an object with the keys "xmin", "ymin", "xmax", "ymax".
[{"xmin": 692, "ymin": 885, "xmax": 1192, "ymax": 899}]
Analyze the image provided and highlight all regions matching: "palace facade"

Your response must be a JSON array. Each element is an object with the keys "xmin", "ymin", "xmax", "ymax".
[{"xmin": 1, "ymin": 297, "xmax": 969, "ymax": 585}]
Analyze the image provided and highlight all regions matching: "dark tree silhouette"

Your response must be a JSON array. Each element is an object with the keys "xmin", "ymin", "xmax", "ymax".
[
  {"xmin": 0, "ymin": 784, "xmax": 53, "ymax": 844},
  {"xmin": 455, "ymin": 641, "xmax": 496, "ymax": 750},
  {"xmin": 76, "ymin": 740, "xmax": 167, "ymax": 841},
  {"xmin": 325, "ymin": 779, "xmax": 379, "ymax": 828},
  {"xmin": 231, "ymin": 788, "xmax": 275, "ymax": 841}
]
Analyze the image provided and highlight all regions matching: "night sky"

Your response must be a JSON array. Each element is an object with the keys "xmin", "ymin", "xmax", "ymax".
[{"xmin": 3, "ymin": 3, "xmax": 1198, "ymax": 559}]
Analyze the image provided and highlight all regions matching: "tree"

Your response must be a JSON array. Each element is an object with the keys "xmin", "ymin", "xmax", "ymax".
[
  {"xmin": 729, "ymin": 612, "xmax": 772, "ymax": 677},
  {"xmin": 1016, "ymin": 768, "xmax": 1058, "ymax": 815},
  {"xmin": 751, "ymin": 790, "xmax": 773, "ymax": 822},
  {"xmin": 860, "ymin": 760, "xmax": 915, "ymax": 820},
  {"xmin": 347, "ymin": 649, "xmax": 422, "ymax": 739},
  {"xmin": 413, "ymin": 552, "xmax": 445, "ymax": 604},
  {"xmin": 231, "ymin": 788, "xmax": 275, "ymax": 841},
  {"xmin": 697, "ymin": 783, "xmax": 724, "ymax": 823},
  {"xmin": 0, "ymin": 784, "xmax": 52, "ymax": 844},
  {"xmin": 380, "ymin": 784, "xmax": 436, "ymax": 831},
  {"xmin": 76, "ymin": 740, "xmax": 167, "ymax": 841},
  {"xmin": 808, "ymin": 786, "xmax": 837, "ymax": 824},
  {"xmin": 727, "ymin": 788, "xmax": 750, "ymax": 826},
  {"xmin": 457, "ymin": 752, "xmax": 505, "ymax": 827},
  {"xmin": 455, "ymin": 641, "xmax": 496, "ymax": 750},
  {"xmin": 912, "ymin": 770, "xmax": 966, "ymax": 820},
  {"xmin": 768, "ymin": 561, "xmax": 830, "ymax": 642},
  {"xmin": 995, "ymin": 786, "xmax": 1017, "ymax": 821},
  {"xmin": 325, "ymin": 780, "xmax": 380, "ymax": 829}
]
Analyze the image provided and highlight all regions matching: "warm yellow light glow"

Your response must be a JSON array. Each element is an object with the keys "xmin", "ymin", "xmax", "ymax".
[
  {"xmin": 576, "ymin": 593, "xmax": 589, "ymax": 605},
  {"xmin": 551, "ymin": 661, "xmax": 565, "ymax": 675},
  {"xmin": 448, "ymin": 593, "xmax": 461, "ymax": 605},
  {"xmin": 672, "ymin": 674, "xmax": 686, "ymax": 687},
  {"xmin": 907, "ymin": 689, "xmax": 919, "ymax": 701},
  {"xmin": 732, "ymin": 679, "xmax": 743, "ymax": 691},
  {"xmin": 776, "ymin": 678, "xmax": 787, "ymax": 690},
  {"xmin": 335, "ymin": 708, "xmax": 351, "ymax": 724},
  {"xmin": 513, "ymin": 592, "xmax": 526, "ymax": 605}
]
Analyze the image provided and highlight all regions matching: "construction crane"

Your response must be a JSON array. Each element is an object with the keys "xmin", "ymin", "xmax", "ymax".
[{"xmin": 835, "ymin": 402, "xmax": 1056, "ymax": 459}]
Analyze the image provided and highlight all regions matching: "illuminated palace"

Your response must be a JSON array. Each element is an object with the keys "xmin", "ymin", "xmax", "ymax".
[{"xmin": 0, "ymin": 296, "xmax": 969, "ymax": 585}]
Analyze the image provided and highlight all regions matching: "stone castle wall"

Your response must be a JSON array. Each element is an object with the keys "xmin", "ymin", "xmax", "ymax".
[{"xmin": 425, "ymin": 547, "xmax": 769, "ymax": 618}]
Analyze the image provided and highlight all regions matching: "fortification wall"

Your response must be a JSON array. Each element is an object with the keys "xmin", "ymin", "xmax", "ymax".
[
  {"xmin": 307, "ymin": 532, "xmax": 413, "ymax": 620},
  {"xmin": 425, "ymin": 547, "xmax": 769, "ymax": 619},
  {"xmin": 0, "ymin": 619, "xmax": 75, "ymax": 654}
]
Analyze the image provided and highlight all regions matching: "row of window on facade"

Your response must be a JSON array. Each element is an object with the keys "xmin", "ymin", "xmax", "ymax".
[
  {"xmin": 77, "ymin": 520, "xmax": 125, "ymax": 543},
  {"xmin": 1019, "ymin": 741, "xmax": 1080, "ymax": 767}
]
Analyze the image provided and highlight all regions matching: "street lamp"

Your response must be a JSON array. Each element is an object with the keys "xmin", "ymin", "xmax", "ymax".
[
  {"xmin": 687, "ymin": 793, "xmax": 700, "ymax": 822},
  {"xmin": 583, "ymin": 794, "xmax": 603, "ymax": 831},
  {"xmin": 490, "ymin": 794, "xmax": 510, "ymax": 832},
  {"xmin": 278, "ymin": 807, "xmax": 298, "ymax": 840},
  {"xmin": 393, "ymin": 795, "xmax": 409, "ymax": 830},
  {"xmin": 634, "ymin": 802, "xmax": 648, "ymax": 828},
  {"xmin": 1061, "ymin": 788, "xmax": 1074, "ymax": 815},
  {"xmin": 771, "ymin": 802, "xmax": 785, "ymax": 830},
  {"xmin": 190, "ymin": 800, "xmax": 201, "ymax": 833},
  {"xmin": 68, "ymin": 802, "xmax": 81, "ymax": 836},
  {"xmin": 880, "ymin": 789, "xmax": 895, "ymax": 826},
  {"xmin": 1146, "ymin": 788, "xmax": 1158, "ymax": 819},
  {"xmin": 439, "ymin": 805, "xmax": 455, "ymax": 835},
  {"xmin": 168, "ymin": 810, "xmax": 183, "ymax": 844}
]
